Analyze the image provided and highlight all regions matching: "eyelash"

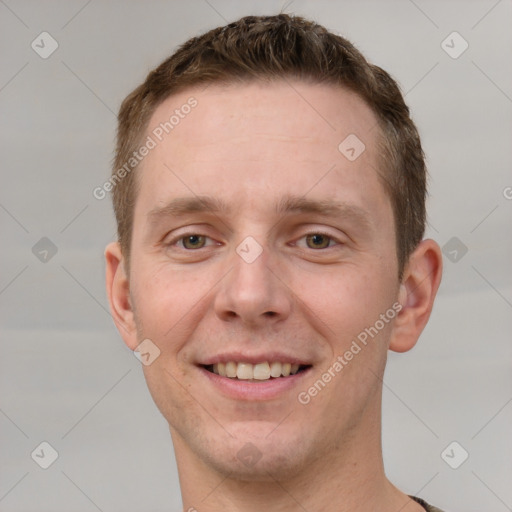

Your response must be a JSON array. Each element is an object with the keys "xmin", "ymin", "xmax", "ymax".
[
  {"xmin": 169, "ymin": 233, "xmax": 217, "ymax": 250},
  {"xmin": 294, "ymin": 231, "xmax": 340, "ymax": 250},
  {"xmin": 167, "ymin": 231, "xmax": 342, "ymax": 250}
]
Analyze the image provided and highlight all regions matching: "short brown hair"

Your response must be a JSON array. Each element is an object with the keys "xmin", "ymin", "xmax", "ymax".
[{"xmin": 112, "ymin": 14, "xmax": 427, "ymax": 279}]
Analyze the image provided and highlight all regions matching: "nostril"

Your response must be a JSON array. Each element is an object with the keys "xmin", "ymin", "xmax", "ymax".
[{"xmin": 264, "ymin": 311, "xmax": 277, "ymax": 317}]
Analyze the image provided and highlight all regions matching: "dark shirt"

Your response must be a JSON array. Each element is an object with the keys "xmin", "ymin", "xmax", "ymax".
[{"xmin": 411, "ymin": 495, "xmax": 446, "ymax": 512}]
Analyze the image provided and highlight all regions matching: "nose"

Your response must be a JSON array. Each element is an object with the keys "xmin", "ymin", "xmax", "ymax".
[{"xmin": 213, "ymin": 244, "xmax": 292, "ymax": 327}]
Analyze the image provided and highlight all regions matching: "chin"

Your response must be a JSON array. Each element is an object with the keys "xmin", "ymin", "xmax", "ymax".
[
  {"xmin": 198, "ymin": 423, "xmax": 314, "ymax": 481},
  {"xmin": 211, "ymin": 445, "xmax": 310, "ymax": 482}
]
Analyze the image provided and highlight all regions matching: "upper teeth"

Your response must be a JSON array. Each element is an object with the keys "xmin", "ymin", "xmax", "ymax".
[{"xmin": 212, "ymin": 362, "xmax": 301, "ymax": 380}]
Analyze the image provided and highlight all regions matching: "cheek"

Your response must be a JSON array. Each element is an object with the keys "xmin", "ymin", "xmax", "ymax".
[
  {"xmin": 292, "ymin": 265, "xmax": 396, "ymax": 422},
  {"xmin": 289, "ymin": 261, "xmax": 391, "ymax": 340},
  {"xmin": 130, "ymin": 262, "xmax": 214, "ymax": 351}
]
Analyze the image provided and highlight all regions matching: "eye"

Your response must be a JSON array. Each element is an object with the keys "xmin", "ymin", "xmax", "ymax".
[
  {"xmin": 296, "ymin": 232, "xmax": 339, "ymax": 250},
  {"xmin": 176, "ymin": 234, "xmax": 211, "ymax": 250}
]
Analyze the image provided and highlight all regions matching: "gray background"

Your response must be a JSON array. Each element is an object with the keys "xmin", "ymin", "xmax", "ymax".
[{"xmin": 1, "ymin": 1, "xmax": 511, "ymax": 511}]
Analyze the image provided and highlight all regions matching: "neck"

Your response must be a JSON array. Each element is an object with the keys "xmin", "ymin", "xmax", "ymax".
[{"xmin": 171, "ymin": 399, "xmax": 419, "ymax": 512}]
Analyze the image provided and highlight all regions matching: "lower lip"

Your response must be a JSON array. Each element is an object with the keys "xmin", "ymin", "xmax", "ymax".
[{"xmin": 198, "ymin": 366, "xmax": 312, "ymax": 401}]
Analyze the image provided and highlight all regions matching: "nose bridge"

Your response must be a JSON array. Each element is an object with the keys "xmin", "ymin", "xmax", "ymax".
[{"xmin": 214, "ymin": 239, "xmax": 291, "ymax": 324}]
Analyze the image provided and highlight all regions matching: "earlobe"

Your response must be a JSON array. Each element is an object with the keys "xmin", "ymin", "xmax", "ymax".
[
  {"xmin": 389, "ymin": 239, "xmax": 443, "ymax": 353},
  {"xmin": 105, "ymin": 242, "xmax": 138, "ymax": 350}
]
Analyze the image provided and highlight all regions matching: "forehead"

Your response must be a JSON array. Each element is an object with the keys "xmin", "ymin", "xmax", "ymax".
[
  {"xmin": 134, "ymin": 80, "xmax": 389, "ymax": 225},
  {"xmin": 148, "ymin": 80, "xmax": 378, "ymax": 156}
]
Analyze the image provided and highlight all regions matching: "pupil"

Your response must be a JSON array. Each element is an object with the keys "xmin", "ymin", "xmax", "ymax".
[
  {"xmin": 307, "ymin": 234, "xmax": 329, "ymax": 249},
  {"xmin": 184, "ymin": 235, "xmax": 204, "ymax": 248}
]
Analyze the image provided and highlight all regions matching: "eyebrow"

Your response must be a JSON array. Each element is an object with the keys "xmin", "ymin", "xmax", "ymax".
[
  {"xmin": 146, "ymin": 194, "xmax": 372, "ymax": 231},
  {"xmin": 275, "ymin": 195, "xmax": 373, "ymax": 230},
  {"xmin": 147, "ymin": 196, "xmax": 231, "ymax": 223}
]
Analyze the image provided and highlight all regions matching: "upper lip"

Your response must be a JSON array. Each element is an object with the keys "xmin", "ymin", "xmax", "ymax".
[{"xmin": 198, "ymin": 351, "xmax": 313, "ymax": 366}]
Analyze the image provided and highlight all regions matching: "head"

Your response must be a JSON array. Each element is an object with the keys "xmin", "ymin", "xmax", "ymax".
[
  {"xmin": 112, "ymin": 14, "xmax": 427, "ymax": 280},
  {"xmin": 105, "ymin": 14, "xmax": 442, "ymax": 482}
]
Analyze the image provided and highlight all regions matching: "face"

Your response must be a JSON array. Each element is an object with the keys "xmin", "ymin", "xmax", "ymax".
[{"xmin": 113, "ymin": 81, "xmax": 405, "ymax": 479}]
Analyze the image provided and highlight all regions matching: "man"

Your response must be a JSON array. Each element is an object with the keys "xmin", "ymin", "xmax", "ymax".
[{"xmin": 105, "ymin": 14, "xmax": 444, "ymax": 512}]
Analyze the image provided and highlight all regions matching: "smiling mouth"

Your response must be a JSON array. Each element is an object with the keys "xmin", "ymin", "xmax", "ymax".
[{"xmin": 202, "ymin": 362, "xmax": 311, "ymax": 381}]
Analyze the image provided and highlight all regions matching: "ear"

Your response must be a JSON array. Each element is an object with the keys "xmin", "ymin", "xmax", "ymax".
[
  {"xmin": 389, "ymin": 239, "xmax": 443, "ymax": 353},
  {"xmin": 105, "ymin": 242, "xmax": 139, "ymax": 350}
]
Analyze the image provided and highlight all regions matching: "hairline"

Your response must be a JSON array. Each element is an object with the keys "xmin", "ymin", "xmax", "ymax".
[{"xmin": 122, "ymin": 77, "xmax": 402, "ymax": 277}]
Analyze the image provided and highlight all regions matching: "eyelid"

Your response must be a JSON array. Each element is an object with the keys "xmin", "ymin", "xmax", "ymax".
[
  {"xmin": 292, "ymin": 229, "xmax": 344, "ymax": 249},
  {"xmin": 163, "ymin": 226, "xmax": 345, "ymax": 250},
  {"xmin": 164, "ymin": 231, "xmax": 220, "ymax": 249}
]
